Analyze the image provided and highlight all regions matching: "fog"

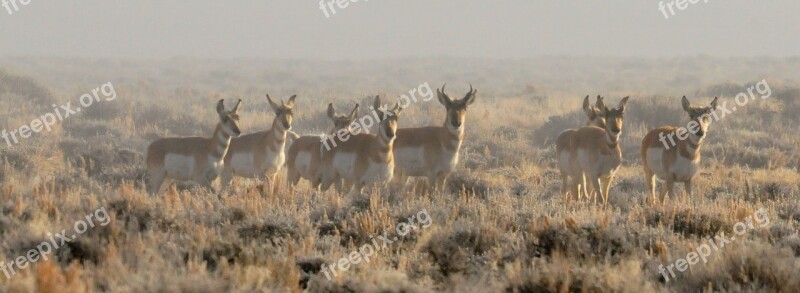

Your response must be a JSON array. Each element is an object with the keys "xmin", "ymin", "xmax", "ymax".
[{"xmin": 0, "ymin": 0, "xmax": 798, "ymax": 59}]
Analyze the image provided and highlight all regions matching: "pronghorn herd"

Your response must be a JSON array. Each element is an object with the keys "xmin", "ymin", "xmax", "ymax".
[
  {"xmin": 145, "ymin": 85, "xmax": 718, "ymax": 205},
  {"xmin": 557, "ymin": 95, "xmax": 718, "ymax": 204}
]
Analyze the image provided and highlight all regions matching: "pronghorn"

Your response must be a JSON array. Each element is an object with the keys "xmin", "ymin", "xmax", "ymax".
[
  {"xmin": 642, "ymin": 96, "xmax": 718, "ymax": 203},
  {"xmin": 220, "ymin": 94, "xmax": 296, "ymax": 191},
  {"xmin": 146, "ymin": 99, "xmax": 242, "ymax": 195},
  {"xmin": 323, "ymin": 96, "xmax": 402, "ymax": 195},
  {"xmin": 563, "ymin": 96, "xmax": 630, "ymax": 205},
  {"xmin": 286, "ymin": 102, "xmax": 359, "ymax": 190},
  {"xmin": 391, "ymin": 84, "xmax": 476, "ymax": 193},
  {"xmin": 557, "ymin": 95, "xmax": 607, "ymax": 200}
]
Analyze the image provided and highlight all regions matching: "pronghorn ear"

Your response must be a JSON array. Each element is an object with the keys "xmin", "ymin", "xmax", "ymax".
[
  {"xmin": 216, "ymin": 99, "xmax": 226, "ymax": 114},
  {"xmin": 327, "ymin": 103, "xmax": 336, "ymax": 120},
  {"xmin": 681, "ymin": 96, "xmax": 692, "ymax": 112},
  {"xmin": 437, "ymin": 84, "xmax": 452, "ymax": 107},
  {"xmin": 232, "ymin": 99, "xmax": 243, "ymax": 114},
  {"xmin": 286, "ymin": 95, "xmax": 297, "ymax": 108},
  {"xmin": 582, "ymin": 95, "xmax": 591, "ymax": 113},
  {"xmin": 618, "ymin": 96, "xmax": 630, "ymax": 112},
  {"xmin": 348, "ymin": 103, "xmax": 360, "ymax": 121},
  {"xmin": 266, "ymin": 94, "xmax": 280, "ymax": 113},
  {"xmin": 709, "ymin": 97, "xmax": 719, "ymax": 110}
]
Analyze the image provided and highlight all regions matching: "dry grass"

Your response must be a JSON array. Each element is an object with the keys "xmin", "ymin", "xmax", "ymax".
[{"xmin": 0, "ymin": 57, "xmax": 798, "ymax": 292}]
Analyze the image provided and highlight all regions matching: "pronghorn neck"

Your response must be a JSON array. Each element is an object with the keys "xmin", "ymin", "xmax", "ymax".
[
  {"xmin": 605, "ymin": 130, "xmax": 620, "ymax": 151},
  {"xmin": 269, "ymin": 117, "xmax": 289, "ymax": 144},
  {"xmin": 211, "ymin": 124, "xmax": 234, "ymax": 160},
  {"xmin": 373, "ymin": 131, "xmax": 395, "ymax": 163},
  {"xmin": 681, "ymin": 134, "xmax": 703, "ymax": 159},
  {"xmin": 443, "ymin": 117, "xmax": 466, "ymax": 142}
]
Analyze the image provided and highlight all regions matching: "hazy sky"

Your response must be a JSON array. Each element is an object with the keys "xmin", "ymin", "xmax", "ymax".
[{"xmin": 0, "ymin": 0, "xmax": 797, "ymax": 59}]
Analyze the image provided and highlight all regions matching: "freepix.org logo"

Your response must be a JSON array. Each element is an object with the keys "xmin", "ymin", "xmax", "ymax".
[
  {"xmin": 1, "ymin": 0, "xmax": 32, "ymax": 15},
  {"xmin": 658, "ymin": 0, "xmax": 710, "ymax": 19},
  {"xmin": 1, "ymin": 82, "xmax": 117, "ymax": 148},
  {"xmin": 318, "ymin": 0, "xmax": 369, "ymax": 18}
]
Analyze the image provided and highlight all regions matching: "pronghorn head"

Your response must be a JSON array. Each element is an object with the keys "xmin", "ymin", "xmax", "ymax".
[
  {"xmin": 373, "ymin": 96, "xmax": 402, "ymax": 140},
  {"xmin": 327, "ymin": 103, "xmax": 360, "ymax": 133},
  {"xmin": 266, "ymin": 94, "xmax": 297, "ymax": 130},
  {"xmin": 437, "ymin": 84, "xmax": 477, "ymax": 130},
  {"xmin": 599, "ymin": 96, "xmax": 629, "ymax": 137},
  {"xmin": 217, "ymin": 99, "xmax": 243, "ymax": 137},
  {"xmin": 681, "ymin": 96, "xmax": 718, "ymax": 139},
  {"xmin": 582, "ymin": 95, "xmax": 607, "ymax": 128}
]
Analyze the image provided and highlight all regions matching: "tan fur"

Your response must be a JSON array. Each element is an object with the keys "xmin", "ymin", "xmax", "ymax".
[
  {"xmin": 392, "ymin": 84, "xmax": 476, "ymax": 193},
  {"xmin": 556, "ymin": 95, "xmax": 606, "ymax": 199},
  {"xmin": 324, "ymin": 96, "xmax": 402, "ymax": 195},
  {"xmin": 286, "ymin": 103, "xmax": 359, "ymax": 190},
  {"xmin": 562, "ymin": 97, "xmax": 629, "ymax": 205},
  {"xmin": 221, "ymin": 94, "xmax": 296, "ymax": 191},
  {"xmin": 642, "ymin": 96, "xmax": 718, "ymax": 203},
  {"xmin": 146, "ymin": 99, "xmax": 242, "ymax": 195}
]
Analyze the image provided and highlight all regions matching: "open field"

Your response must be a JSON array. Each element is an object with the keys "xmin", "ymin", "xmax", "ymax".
[{"xmin": 0, "ymin": 57, "xmax": 799, "ymax": 292}]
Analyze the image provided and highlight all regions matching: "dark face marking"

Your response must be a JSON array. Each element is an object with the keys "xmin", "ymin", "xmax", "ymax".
[
  {"xmin": 603, "ymin": 108, "xmax": 624, "ymax": 135},
  {"xmin": 276, "ymin": 107, "xmax": 294, "ymax": 129},
  {"xmin": 222, "ymin": 112, "xmax": 242, "ymax": 136},
  {"xmin": 687, "ymin": 107, "xmax": 713, "ymax": 137}
]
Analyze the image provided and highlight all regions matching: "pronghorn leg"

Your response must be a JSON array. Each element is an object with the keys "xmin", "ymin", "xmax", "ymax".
[
  {"xmin": 570, "ymin": 176, "xmax": 582, "ymax": 202},
  {"xmin": 267, "ymin": 174, "xmax": 279, "ymax": 195},
  {"xmin": 580, "ymin": 173, "xmax": 590, "ymax": 200},
  {"xmin": 148, "ymin": 170, "xmax": 166, "ymax": 196},
  {"xmin": 684, "ymin": 179, "xmax": 693, "ymax": 198},
  {"xmin": 425, "ymin": 175, "xmax": 437, "ymax": 195},
  {"xmin": 220, "ymin": 170, "xmax": 233, "ymax": 194},
  {"xmin": 342, "ymin": 180, "xmax": 353, "ymax": 194},
  {"xmin": 435, "ymin": 174, "xmax": 448, "ymax": 194},
  {"xmin": 287, "ymin": 167, "xmax": 301, "ymax": 188},
  {"xmin": 391, "ymin": 171, "xmax": 409, "ymax": 193},
  {"xmin": 199, "ymin": 177, "xmax": 217, "ymax": 195},
  {"xmin": 309, "ymin": 176, "xmax": 322, "ymax": 192},
  {"xmin": 320, "ymin": 177, "xmax": 335, "ymax": 192},
  {"xmin": 349, "ymin": 182, "xmax": 365, "ymax": 196},
  {"xmin": 644, "ymin": 169, "xmax": 657, "ymax": 204},
  {"xmin": 333, "ymin": 178, "xmax": 343, "ymax": 193},
  {"xmin": 601, "ymin": 175, "xmax": 613, "ymax": 205},
  {"xmin": 659, "ymin": 178, "xmax": 674, "ymax": 203},
  {"xmin": 590, "ymin": 174, "xmax": 602, "ymax": 206}
]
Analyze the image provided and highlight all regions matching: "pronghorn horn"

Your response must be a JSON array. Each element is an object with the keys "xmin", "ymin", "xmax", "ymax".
[
  {"xmin": 327, "ymin": 103, "xmax": 336, "ymax": 119},
  {"xmin": 441, "ymin": 83, "xmax": 447, "ymax": 95},
  {"xmin": 374, "ymin": 96, "xmax": 384, "ymax": 121},
  {"xmin": 233, "ymin": 99, "xmax": 242, "ymax": 113},
  {"xmin": 217, "ymin": 99, "xmax": 226, "ymax": 113},
  {"xmin": 468, "ymin": 83, "xmax": 474, "ymax": 95}
]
